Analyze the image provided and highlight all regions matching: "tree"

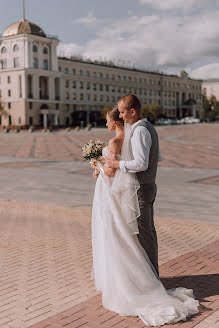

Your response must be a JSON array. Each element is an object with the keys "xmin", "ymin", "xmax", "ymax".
[
  {"xmin": 101, "ymin": 104, "xmax": 111, "ymax": 119},
  {"xmin": 202, "ymin": 94, "xmax": 219, "ymax": 121},
  {"xmin": 141, "ymin": 102, "xmax": 160, "ymax": 123},
  {"xmin": 0, "ymin": 101, "xmax": 8, "ymax": 127}
]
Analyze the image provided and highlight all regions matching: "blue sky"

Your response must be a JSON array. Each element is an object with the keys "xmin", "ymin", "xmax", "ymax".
[{"xmin": 1, "ymin": 0, "xmax": 219, "ymax": 79}]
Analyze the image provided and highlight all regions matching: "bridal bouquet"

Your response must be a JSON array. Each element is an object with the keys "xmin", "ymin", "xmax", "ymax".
[
  {"xmin": 82, "ymin": 139, "xmax": 104, "ymax": 161},
  {"xmin": 82, "ymin": 140, "xmax": 104, "ymax": 176}
]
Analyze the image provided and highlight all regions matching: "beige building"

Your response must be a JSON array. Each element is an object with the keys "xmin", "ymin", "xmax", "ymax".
[
  {"xmin": 0, "ymin": 18, "xmax": 203, "ymax": 128},
  {"xmin": 202, "ymin": 79, "xmax": 219, "ymax": 100}
]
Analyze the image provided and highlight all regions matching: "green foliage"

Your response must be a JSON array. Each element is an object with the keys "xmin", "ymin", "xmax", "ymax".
[
  {"xmin": 101, "ymin": 104, "xmax": 111, "ymax": 119},
  {"xmin": 201, "ymin": 94, "xmax": 219, "ymax": 121},
  {"xmin": 141, "ymin": 102, "xmax": 160, "ymax": 122}
]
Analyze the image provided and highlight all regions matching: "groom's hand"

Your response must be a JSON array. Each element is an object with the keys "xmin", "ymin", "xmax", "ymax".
[{"xmin": 105, "ymin": 154, "xmax": 120, "ymax": 169}]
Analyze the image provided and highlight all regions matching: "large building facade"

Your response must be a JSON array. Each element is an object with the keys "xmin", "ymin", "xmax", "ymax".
[{"xmin": 0, "ymin": 19, "xmax": 203, "ymax": 128}]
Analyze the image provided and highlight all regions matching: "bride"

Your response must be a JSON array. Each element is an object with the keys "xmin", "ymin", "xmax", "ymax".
[{"xmin": 91, "ymin": 106, "xmax": 199, "ymax": 326}]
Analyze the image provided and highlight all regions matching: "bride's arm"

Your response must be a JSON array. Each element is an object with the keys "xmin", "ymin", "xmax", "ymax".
[{"xmin": 103, "ymin": 138, "xmax": 122, "ymax": 177}]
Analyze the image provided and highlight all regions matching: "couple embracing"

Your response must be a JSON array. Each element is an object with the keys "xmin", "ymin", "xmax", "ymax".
[{"xmin": 91, "ymin": 94, "xmax": 199, "ymax": 326}]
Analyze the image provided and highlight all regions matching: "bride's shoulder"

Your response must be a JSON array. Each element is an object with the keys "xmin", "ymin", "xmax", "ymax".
[{"xmin": 108, "ymin": 136, "xmax": 123, "ymax": 154}]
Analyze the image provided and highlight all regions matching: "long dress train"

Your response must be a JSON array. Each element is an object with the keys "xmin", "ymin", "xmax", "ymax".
[{"xmin": 91, "ymin": 145, "xmax": 199, "ymax": 327}]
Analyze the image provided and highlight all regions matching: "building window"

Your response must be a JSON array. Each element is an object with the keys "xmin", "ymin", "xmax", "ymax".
[
  {"xmin": 72, "ymin": 68, "xmax": 76, "ymax": 75},
  {"xmin": 29, "ymin": 117, "xmax": 33, "ymax": 125},
  {"xmin": 73, "ymin": 93, "xmax": 76, "ymax": 100},
  {"xmin": 66, "ymin": 104, "xmax": 70, "ymax": 111},
  {"xmin": 29, "ymin": 102, "xmax": 32, "ymax": 109},
  {"xmin": 56, "ymin": 103, "xmax": 59, "ymax": 109},
  {"xmin": 87, "ymin": 82, "xmax": 90, "ymax": 90},
  {"xmin": 43, "ymin": 47, "xmax": 48, "ymax": 54},
  {"xmin": 80, "ymin": 93, "xmax": 83, "ymax": 100},
  {"xmin": 58, "ymin": 66, "xmax": 62, "ymax": 72},
  {"xmin": 87, "ymin": 94, "xmax": 90, "ymax": 101},
  {"xmin": 19, "ymin": 75, "xmax": 22, "ymax": 98},
  {"xmin": 66, "ymin": 92, "xmax": 69, "ymax": 99},
  {"xmin": 64, "ymin": 67, "xmax": 69, "ymax": 74},
  {"xmin": 33, "ymin": 58, "xmax": 38, "ymax": 68},
  {"xmin": 0, "ymin": 59, "xmax": 7, "ymax": 69},
  {"xmin": 65, "ymin": 80, "xmax": 69, "ymax": 88},
  {"xmin": 43, "ymin": 59, "xmax": 48, "ymax": 70},
  {"xmin": 7, "ymin": 76, "xmax": 11, "ymax": 83},
  {"xmin": 99, "ymin": 84, "xmax": 103, "ymax": 91},
  {"xmin": 14, "ymin": 57, "xmax": 20, "ymax": 68},
  {"xmin": 99, "ymin": 72, "xmax": 103, "ymax": 78},
  {"xmin": 18, "ymin": 117, "xmax": 21, "ymax": 124},
  {"xmin": 1, "ymin": 47, "xmax": 7, "ymax": 53},
  {"xmin": 86, "ymin": 70, "xmax": 90, "ymax": 77},
  {"xmin": 93, "ymin": 83, "xmax": 96, "ymax": 91},
  {"xmin": 8, "ymin": 103, "xmax": 11, "ymax": 109},
  {"xmin": 80, "ymin": 82, "xmax": 83, "ymax": 89},
  {"xmin": 93, "ymin": 72, "xmax": 97, "ymax": 77},
  {"xmin": 72, "ymin": 81, "xmax": 76, "ymax": 88},
  {"xmin": 13, "ymin": 44, "xmax": 19, "ymax": 52},
  {"xmin": 94, "ymin": 94, "xmax": 97, "ymax": 101},
  {"xmin": 106, "ymin": 85, "xmax": 109, "ymax": 92},
  {"xmin": 8, "ymin": 90, "xmax": 11, "ymax": 97},
  {"xmin": 33, "ymin": 45, "xmax": 38, "ymax": 52},
  {"xmin": 80, "ymin": 69, "xmax": 83, "ymax": 76}
]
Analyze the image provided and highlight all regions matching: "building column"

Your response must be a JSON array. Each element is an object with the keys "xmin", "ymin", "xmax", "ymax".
[
  {"xmin": 54, "ymin": 114, "xmax": 59, "ymax": 126},
  {"xmin": 33, "ymin": 75, "xmax": 39, "ymax": 99},
  {"xmin": 49, "ymin": 77, "xmax": 54, "ymax": 100},
  {"xmin": 86, "ymin": 109, "xmax": 90, "ymax": 125},
  {"xmin": 192, "ymin": 106, "xmax": 196, "ymax": 117},
  {"xmin": 43, "ymin": 114, "xmax": 48, "ymax": 128}
]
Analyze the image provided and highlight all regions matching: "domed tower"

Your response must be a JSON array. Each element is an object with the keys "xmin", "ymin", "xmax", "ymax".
[{"xmin": 0, "ymin": 17, "xmax": 60, "ymax": 128}]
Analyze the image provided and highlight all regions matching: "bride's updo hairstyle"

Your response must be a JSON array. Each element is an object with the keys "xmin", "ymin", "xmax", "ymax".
[{"xmin": 107, "ymin": 105, "xmax": 124, "ymax": 125}]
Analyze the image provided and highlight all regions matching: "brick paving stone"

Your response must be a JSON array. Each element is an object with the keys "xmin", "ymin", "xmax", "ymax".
[
  {"xmin": 28, "ymin": 240, "xmax": 219, "ymax": 328},
  {"xmin": 0, "ymin": 124, "xmax": 218, "ymax": 169},
  {"xmin": 0, "ymin": 200, "xmax": 218, "ymax": 328}
]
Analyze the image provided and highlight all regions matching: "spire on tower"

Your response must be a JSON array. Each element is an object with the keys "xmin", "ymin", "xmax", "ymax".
[{"xmin": 23, "ymin": 0, "xmax": 26, "ymax": 20}]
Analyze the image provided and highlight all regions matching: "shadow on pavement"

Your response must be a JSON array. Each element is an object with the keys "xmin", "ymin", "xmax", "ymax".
[{"xmin": 161, "ymin": 274, "xmax": 219, "ymax": 300}]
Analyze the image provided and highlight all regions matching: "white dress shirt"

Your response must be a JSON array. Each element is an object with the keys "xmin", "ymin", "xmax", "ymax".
[{"xmin": 119, "ymin": 119, "xmax": 162, "ymax": 173}]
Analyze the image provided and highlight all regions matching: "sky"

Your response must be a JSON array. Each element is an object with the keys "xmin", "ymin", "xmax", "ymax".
[{"xmin": 0, "ymin": 0, "xmax": 219, "ymax": 79}]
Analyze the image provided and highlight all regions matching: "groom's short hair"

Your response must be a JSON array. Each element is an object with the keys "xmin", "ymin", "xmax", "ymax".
[{"xmin": 118, "ymin": 94, "xmax": 141, "ymax": 112}]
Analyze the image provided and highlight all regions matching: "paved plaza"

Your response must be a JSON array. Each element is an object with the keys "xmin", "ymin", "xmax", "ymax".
[{"xmin": 0, "ymin": 124, "xmax": 218, "ymax": 328}]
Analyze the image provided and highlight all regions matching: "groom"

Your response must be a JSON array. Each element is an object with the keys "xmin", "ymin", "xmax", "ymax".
[{"xmin": 106, "ymin": 94, "xmax": 160, "ymax": 277}]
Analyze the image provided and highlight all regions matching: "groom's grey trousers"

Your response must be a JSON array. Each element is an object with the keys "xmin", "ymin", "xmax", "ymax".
[
  {"xmin": 137, "ymin": 182, "xmax": 159, "ymax": 277},
  {"xmin": 132, "ymin": 120, "xmax": 159, "ymax": 277}
]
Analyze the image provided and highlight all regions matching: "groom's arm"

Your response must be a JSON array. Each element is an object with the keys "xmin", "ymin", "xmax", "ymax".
[
  {"xmin": 106, "ymin": 127, "xmax": 152, "ymax": 172},
  {"xmin": 120, "ymin": 127, "xmax": 152, "ymax": 173}
]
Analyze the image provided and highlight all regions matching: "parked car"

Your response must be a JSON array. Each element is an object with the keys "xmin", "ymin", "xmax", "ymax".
[
  {"xmin": 170, "ymin": 118, "xmax": 181, "ymax": 125},
  {"xmin": 156, "ymin": 118, "xmax": 172, "ymax": 125},
  {"xmin": 181, "ymin": 116, "xmax": 200, "ymax": 124}
]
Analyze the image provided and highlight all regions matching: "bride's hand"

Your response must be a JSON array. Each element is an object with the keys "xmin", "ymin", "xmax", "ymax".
[
  {"xmin": 92, "ymin": 170, "xmax": 99, "ymax": 179},
  {"xmin": 90, "ymin": 160, "xmax": 98, "ymax": 170}
]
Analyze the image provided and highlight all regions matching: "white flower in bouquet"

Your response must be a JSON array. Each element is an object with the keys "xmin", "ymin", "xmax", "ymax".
[
  {"xmin": 82, "ymin": 140, "xmax": 104, "ymax": 177},
  {"xmin": 82, "ymin": 139, "xmax": 104, "ymax": 161}
]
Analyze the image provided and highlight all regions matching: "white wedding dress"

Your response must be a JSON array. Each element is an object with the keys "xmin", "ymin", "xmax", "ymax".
[{"xmin": 91, "ymin": 125, "xmax": 199, "ymax": 327}]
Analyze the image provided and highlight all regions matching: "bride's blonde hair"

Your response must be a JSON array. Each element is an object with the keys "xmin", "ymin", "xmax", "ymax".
[{"xmin": 107, "ymin": 105, "xmax": 124, "ymax": 125}]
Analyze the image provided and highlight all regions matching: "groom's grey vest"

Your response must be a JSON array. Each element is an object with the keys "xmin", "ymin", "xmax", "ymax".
[{"xmin": 131, "ymin": 121, "xmax": 159, "ymax": 185}]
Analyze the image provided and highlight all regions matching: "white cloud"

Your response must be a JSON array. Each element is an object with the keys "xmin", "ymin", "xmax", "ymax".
[
  {"xmin": 189, "ymin": 63, "xmax": 219, "ymax": 79},
  {"xmin": 59, "ymin": 5, "xmax": 219, "ymax": 79},
  {"xmin": 57, "ymin": 43, "xmax": 85, "ymax": 58},
  {"xmin": 73, "ymin": 11, "xmax": 105, "ymax": 25},
  {"xmin": 139, "ymin": 0, "xmax": 212, "ymax": 12}
]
